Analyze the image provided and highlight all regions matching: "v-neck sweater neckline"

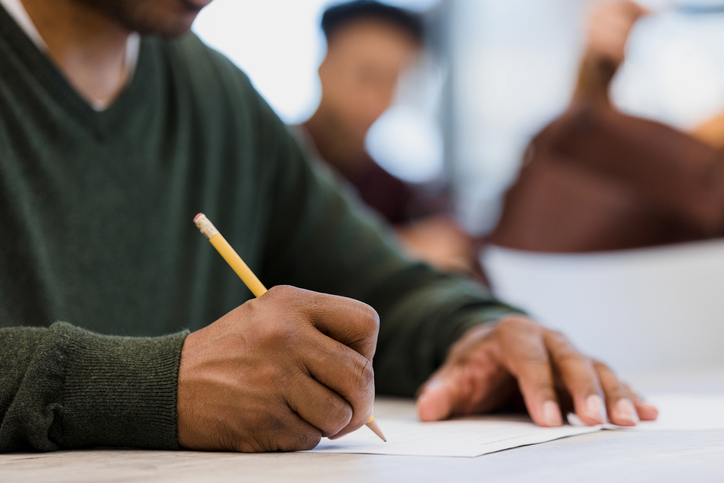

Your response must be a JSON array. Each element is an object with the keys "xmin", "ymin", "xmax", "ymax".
[{"xmin": 0, "ymin": 4, "xmax": 154, "ymax": 137}]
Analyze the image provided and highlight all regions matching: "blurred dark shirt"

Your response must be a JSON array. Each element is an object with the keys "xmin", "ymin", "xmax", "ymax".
[
  {"xmin": 341, "ymin": 155, "xmax": 414, "ymax": 224},
  {"xmin": 290, "ymin": 124, "xmax": 450, "ymax": 225}
]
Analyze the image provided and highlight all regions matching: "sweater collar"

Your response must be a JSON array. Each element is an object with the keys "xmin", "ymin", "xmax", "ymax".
[
  {"xmin": 0, "ymin": 4, "xmax": 156, "ymax": 137},
  {"xmin": 0, "ymin": 0, "xmax": 141, "ymax": 111}
]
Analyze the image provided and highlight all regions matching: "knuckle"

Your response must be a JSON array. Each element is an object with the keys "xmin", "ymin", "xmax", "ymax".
[
  {"xmin": 263, "ymin": 321, "xmax": 297, "ymax": 346},
  {"xmin": 321, "ymin": 399, "xmax": 353, "ymax": 435},
  {"xmin": 294, "ymin": 430, "xmax": 322, "ymax": 452},
  {"xmin": 341, "ymin": 352, "xmax": 375, "ymax": 407},
  {"xmin": 357, "ymin": 303, "xmax": 380, "ymax": 336},
  {"xmin": 546, "ymin": 329, "xmax": 569, "ymax": 344},
  {"xmin": 517, "ymin": 353, "xmax": 551, "ymax": 370},
  {"xmin": 354, "ymin": 355, "xmax": 375, "ymax": 391},
  {"xmin": 276, "ymin": 427, "xmax": 321, "ymax": 452},
  {"xmin": 267, "ymin": 284, "xmax": 297, "ymax": 302},
  {"xmin": 542, "ymin": 328, "xmax": 575, "ymax": 353},
  {"xmin": 510, "ymin": 353, "xmax": 552, "ymax": 381},
  {"xmin": 554, "ymin": 348, "xmax": 589, "ymax": 367},
  {"xmin": 592, "ymin": 359, "xmax": 613, "ymax": 374},
  {"xmin": 498, "ymin": 315, "xmax": 540, "ymax": 334},
  {"xmin": 334, "ymin": 346, "xmax": 375, "ymax": 400}
]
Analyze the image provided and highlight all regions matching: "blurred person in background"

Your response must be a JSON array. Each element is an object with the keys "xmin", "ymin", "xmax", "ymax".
[
  {"xmin": 292, "ymin": 0, "xmax": 477, "ymax": 273},
  {"xmin": 490, "ymin": 0, "xmax": 724, "ymax": 253}
]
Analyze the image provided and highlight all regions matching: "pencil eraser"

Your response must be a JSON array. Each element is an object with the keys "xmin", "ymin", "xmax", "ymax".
[{"xmin": 193, "ymin": 213, "xmax": 204, "ymax": 222}]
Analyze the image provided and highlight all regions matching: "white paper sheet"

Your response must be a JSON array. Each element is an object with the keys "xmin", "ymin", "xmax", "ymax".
[
  {"xmin": 311, "ymin": 414, "xmax": 600, "ymax": 458},
  {"xmin": 631, "ymin": 394, "xmax": 724, "ymax": 431},
  {"xmin": 566, "ymin": 394, "xmax": 724, "ymax": 432},
  {"xmin": 309, "ymin": 394, "xmax": 724, "ymax": 457}
]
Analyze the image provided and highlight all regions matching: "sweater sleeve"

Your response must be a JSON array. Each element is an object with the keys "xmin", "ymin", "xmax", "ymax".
[
  {"xmin": 0, "ymin": 322, "xmax": 187, "ymax": 452},
  {"xmin": 253, "ymin": 96, "xmax": 524, "ymax": 398}
]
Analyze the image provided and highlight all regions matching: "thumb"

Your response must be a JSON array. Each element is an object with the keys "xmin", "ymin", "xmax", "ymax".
[
  {"xmin": 631, "ymin": 2, "xmax": 652, "ymax": 19},
  {"xmin": 417, "ymin": 374, "xmax": 458, "ymax": 422}
]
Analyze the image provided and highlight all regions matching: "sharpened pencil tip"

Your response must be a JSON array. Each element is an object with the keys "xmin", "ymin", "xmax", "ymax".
[{"xmin": 365, "ymin": 418, "xmax": 387, "ymax": 442}]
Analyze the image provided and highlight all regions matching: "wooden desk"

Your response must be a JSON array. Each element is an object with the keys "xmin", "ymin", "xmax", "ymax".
[{"xmin": 2, "ymin": 367, "xmax": 723, "ymax": 483}]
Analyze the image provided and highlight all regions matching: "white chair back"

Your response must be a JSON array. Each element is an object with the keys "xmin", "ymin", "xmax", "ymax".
[{"xmin": 482, "ymin": 241, "xmax": 724, "ymax": 375}]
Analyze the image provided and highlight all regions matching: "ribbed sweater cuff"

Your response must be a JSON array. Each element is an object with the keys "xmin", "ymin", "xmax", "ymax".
[{"xmin": 50, "ymin": 322, "xmax": 188, "ymax": 449}]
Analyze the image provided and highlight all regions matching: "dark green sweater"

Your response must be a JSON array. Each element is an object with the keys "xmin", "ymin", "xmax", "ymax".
[{"xmin": 0, "ymin": 8, "xmax": 521, "ymax": 452}]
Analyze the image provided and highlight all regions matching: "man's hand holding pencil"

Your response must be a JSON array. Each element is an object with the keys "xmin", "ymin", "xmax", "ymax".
[{"xmin": 176, "ymin": 285, "xmax": 379, "ymax": 452}]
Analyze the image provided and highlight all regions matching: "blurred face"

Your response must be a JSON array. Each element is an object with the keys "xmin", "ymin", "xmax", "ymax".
[
  {"xmin": 78, "ymin": 0, "xmax": 213, "ymax": 37},
  {"xmin": 318, "ymin": 20, "xmax": 421, "ymax": 148}
]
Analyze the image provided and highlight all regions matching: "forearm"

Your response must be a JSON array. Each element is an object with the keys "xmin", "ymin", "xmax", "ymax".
[
  {"xmin": 572, "ymin": 50, "xmax": 619, "ymax": 105},
  {"xmin": 0, "ymin": 322, "xmax": 187, "ymax": 452}
]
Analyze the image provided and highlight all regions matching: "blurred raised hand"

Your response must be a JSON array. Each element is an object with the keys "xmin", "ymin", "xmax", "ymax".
[
  {"xmin": 586, "ymin": 0, "xmax": 651, "ymax": 65},
  {"xmin": 574, "ymin": 1, "xmax": 651, "ymax": 103}
]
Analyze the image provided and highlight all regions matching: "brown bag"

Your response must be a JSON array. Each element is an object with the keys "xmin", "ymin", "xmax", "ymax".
[{"xmin": 490, "ymin": 102, "xmax": 724, "ymax": 252}]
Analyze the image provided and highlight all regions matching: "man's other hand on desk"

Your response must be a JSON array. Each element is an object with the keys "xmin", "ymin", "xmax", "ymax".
[
  {"xmin": 417, "ymin": 316, "xmax": 659, "ymax": 427},
  {"xmin": 175, "ymin": 286, "xmax": 379, "ymax": 452}
]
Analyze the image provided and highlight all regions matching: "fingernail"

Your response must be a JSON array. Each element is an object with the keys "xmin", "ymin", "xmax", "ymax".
[
  {"xmin": 614, "ymin": 399, "xmax": 639, "ymax": 425},
  {"xmin": 423, "ymin": 379, "xmax": 445, "ymax": 393},
  {"xmin": 643, "ymin": 403, "xmax": 660, "ymax": 420},
  {"xmin": 642, "ymin": 402, "xmax": 659, "ymax": 414},
  {"xmin": 417, "ymin": 379, "xmax": 454, "ymax": 422},
  {"xmin": 543, "ymin": 401, "xmax": 562, "ymax": 427},
  {"xmin": 585, "ymin": 395, "xmax": 606, "ymax": 423}
]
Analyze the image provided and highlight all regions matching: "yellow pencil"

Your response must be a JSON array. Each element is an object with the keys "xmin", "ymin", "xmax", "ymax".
[{"xmin": 194, "ymin": 213, "xmax": 386, "ymax": 443}]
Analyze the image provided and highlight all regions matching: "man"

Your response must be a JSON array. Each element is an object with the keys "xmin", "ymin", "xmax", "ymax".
[
  {"xmin": 294, "ymin": 1, "xmax": 475, "ymax": 273},
  {"xmin": 491, "ymin": 0, "xmax": 724, "ymax": 252},
  {"xmin": 0, "ymin": 0, "xmax": 656, "ymax": 453}
]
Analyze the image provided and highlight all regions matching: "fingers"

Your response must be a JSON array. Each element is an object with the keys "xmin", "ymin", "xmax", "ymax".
[
  {"xmin": 495, "ymin": 318, "xmax": 563, "ymax": 427},
  {"xmin": 501, "ymin": 318, "xmax": 654, "ymax": 427},
  {"xmin": 545, "ymin": 331, "xmax": 606, "ymax": 425},
  {"xmin": 267, "ymin": 286, "xmax": 380, "ymax": 361},
  {"xmin": 626, "ymin": 383, "xmax": 659, "ymax": 421},
  {"xmin": 275, "ymin": 418, "xmax": 323, "ymax": 452},
  {"xmin": 510, "ymin": 356, "xmax": 562, "ymax": 428},
  {"xmin": 622, "ymin": 1, "xmax": 651, "ymax": 19},
  {"xmin": 307, "ymin": 293, "xmax": 380, "ymax": 361},
  {"xmin": 415, "ymin": 315, "xmax": 657, "ymax": 431},
  {"xmin": 595, "ymin": 361, "xmax": 658, "ymax": 425},
  {"xmin": 301, "ymin": 329, "xmax": 375, "ymax": 437},
  {"xmin": 285, "ymin": 376, "xmax": 353, "ymax": 438},
  {"xmin": 252, "ymin": 287, "xmax": 377, "ymax": 438},
  {"xmin": 241, "ymin": 411, "xmax": 323, "ymax": 452},
  {"xmin": 587, "ymin": 0, "xmax": 651, "ymax": 63},
  {"xmin": 417, "ymin": 364, "xmax": 520, "ymax": 423},
  {"xmin": 416, "ymin": 373, "xmax": 459, "ymax": 422}
]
